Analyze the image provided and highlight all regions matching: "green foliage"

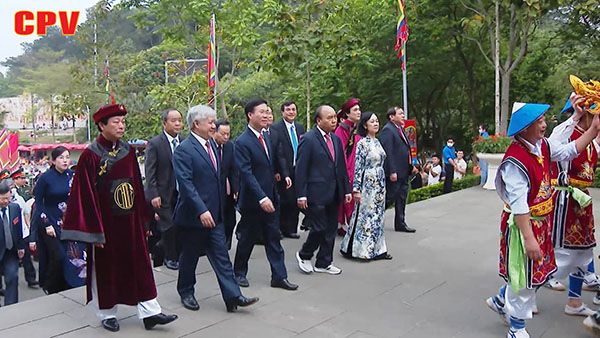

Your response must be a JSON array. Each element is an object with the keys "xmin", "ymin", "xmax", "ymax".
[
  {"xmin": 407, "ymin": 175, "xmax": 480, "ymax": 204},
  {"xmin": 472, "ymin": 135, "xmax": 512, "ymax": 153}
]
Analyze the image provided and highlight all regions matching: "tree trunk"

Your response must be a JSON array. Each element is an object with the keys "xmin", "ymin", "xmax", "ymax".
[
  {"xmin": 50, "ymin": 99, "xmax": 56, "ymax": 143},
  {"xmin": 494, "ymin": 0, "xmax": 501, "ymax": 135},
  {"xmin": 500, "ymin": 72, "xmax": 511, "ymax": 134}
]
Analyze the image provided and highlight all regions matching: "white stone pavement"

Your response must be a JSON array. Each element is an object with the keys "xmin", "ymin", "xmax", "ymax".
[{"xmin": 0, "ymin": 187, "xmax": 599, "ymax": 338}]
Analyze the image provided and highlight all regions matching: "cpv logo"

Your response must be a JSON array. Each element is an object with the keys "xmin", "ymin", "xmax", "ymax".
[{"xmin": 15, "ymin": 11, "xmax": 80, "ymax": 36}]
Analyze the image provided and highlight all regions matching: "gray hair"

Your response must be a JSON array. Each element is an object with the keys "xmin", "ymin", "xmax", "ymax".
[{"xmin": 187, "ymin": 104, "xmax": 216, "ymax": 127}]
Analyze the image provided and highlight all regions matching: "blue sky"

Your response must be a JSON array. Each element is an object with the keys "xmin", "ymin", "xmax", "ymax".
[{"xmin": 0, "ymin": 0, "xmax": 99, "ymax": 74}]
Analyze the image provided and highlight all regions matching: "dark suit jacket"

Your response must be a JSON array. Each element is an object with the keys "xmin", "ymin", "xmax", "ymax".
[
  {"xmin": 173, "ymin": 134, "xmax": 223, "ymax": 228},
  {"xmin": 145, "ymin": 131, "xmax": 184, "ymax": 231},
  {"xmin": 295, "ymin": 128, "xmax": 350, "ymax": 206},
  {"xmin": 270, "ymin": 119, "xmax": 305, "ymax": 179},
  {"xmin": 379, "ymin": 121, "xmax": 412, "ymax": 180},
  {"xmin": 0, "ymin": 203, "xmax": 25, "ymax": 261},
  {"xmin": 216, "ymin": 140, "xmax": 238, "ymax": 196},
  {"xmin": 235, "ymin": 127, "xmax": 279, "ymax": 212}
]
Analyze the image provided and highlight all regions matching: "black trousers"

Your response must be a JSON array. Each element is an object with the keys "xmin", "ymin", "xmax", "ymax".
[
  {"xmin": 299, "ymin": 202, "xmax": 338, "ymax": 269},
  {"xmin": 41, "ymin": 232, "xmax": 68, "ymax": 294},
  {"xmin": 443, "ymin": 163, "xmax": 454, "ymax": 193},
  {"xmin": 161, "ymin": 226, "xmax": 180, "ymax": 262},
  {"xmin": 22, "ymin": 239, "xmax": 36, "ymax": 284},
  {"xmin": 234, "ymin": 210, "xmax": 287, "ymax": 281},
  {"xmin": 223, "ymin": 194, "xmax": 237, "ymax": 250},
  {"xmin": 278, "ymin": 175, "xmax": 300, "ymax": 235},
  {"xmin": 387, "ymin": 178, "xmax": 409, "ymax": 229}
]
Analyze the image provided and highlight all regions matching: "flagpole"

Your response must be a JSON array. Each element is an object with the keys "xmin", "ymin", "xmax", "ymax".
[
  {"xmin": 212, "ymin": 13, "xmax": 218, "ymax": 114},
  {"xmin": 402, "ymin": 42, "xmax": 408, "ymax": 119}
]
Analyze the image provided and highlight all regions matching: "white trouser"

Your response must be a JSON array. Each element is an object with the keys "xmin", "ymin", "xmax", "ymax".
[
  {"xmin": 91, "ymin": 248, "xmax": 161, "ymax": 320},
  {"xmin": 505, "ymin": 285, "xmax": 536, "ymax": 320},
  {"xmin": 552, "ymin": 247, "xmax": 593, "ymax": 281}
]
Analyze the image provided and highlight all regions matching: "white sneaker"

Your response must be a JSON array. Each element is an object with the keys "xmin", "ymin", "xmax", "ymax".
[
  {"xmin": 583, "ymin": 313, "xmax": 600, "ymax": 334},
  {"xmin": 584, "ymin": 274, "xmax": 600, "ymax": 291},
  {"xmin": 544, "ymin": 277, "xmax": 566, "ymax": 291},
  {"xmin": 593, "ymin": 293, "xmax": 600, "ymax": 305},
  {"xmin": 314, "ymin": 264, "xmax": 342, "ymax": 275},
  {"xmin": 486, "ymin": 297, "xmax": 508, "ymax": 325},
  {"xmin": 565, "ymin": 303, "xmax": 596, "ymax": 317},
  {"xmin": 507, "ymin": 328, "xmax": 530, "ymax": 338},
  {"xmin": 296, "ymin": 252, "xmax": 313, "ymax": 274}
]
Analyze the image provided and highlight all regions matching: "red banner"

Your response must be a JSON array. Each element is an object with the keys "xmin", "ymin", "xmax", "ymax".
[{"xmin": 404, "ymin": 119, "xmax": 418, "ymax": 164}]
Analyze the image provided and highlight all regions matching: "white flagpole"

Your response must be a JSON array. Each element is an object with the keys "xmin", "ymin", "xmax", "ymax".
[{"xmin": 402, "ymin": 42, "xmax": 408, "ymax": 118}]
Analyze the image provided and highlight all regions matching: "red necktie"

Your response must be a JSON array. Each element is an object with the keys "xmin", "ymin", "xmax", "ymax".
[
  {"xmin": 258, "ymin": 134, "xmax": 269, "ymax": 158},
  {"xmin": 325, "ymin": 134, "xmax": 335, "ymax": 161},
  {"xmin": 206, "ymin": 142, "xmax": 217, "ymax": 171}
]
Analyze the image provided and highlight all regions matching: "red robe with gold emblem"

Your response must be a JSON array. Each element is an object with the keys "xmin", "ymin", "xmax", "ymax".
[
  {"xmin": 61, "ymin": 135, "xmax": 157, "ymax": 309},
  {"xmin": 498, "ymin": 139, "xmax": 556, "ymax": 288},
  {"xmin": 552, "ymin": 126, "xmax": 597, "ymax": 250}
]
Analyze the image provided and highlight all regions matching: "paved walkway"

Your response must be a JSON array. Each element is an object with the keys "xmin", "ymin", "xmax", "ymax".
[{"xmin": 0, "ymin": 187, "xmax": 598, "ymax": 337}]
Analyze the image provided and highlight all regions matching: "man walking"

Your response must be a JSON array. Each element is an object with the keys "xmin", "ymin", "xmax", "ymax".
[
  {"xmin": 213, "ymin": 119, "xmax": 238, "ymax": 249},
  {"xmin": 233, "ymin": 99, "xmax": 298, "ymax": 291},
  {"xmin": 173, "ymin": 105, "xmax": 259, "ymax": 313},
  {"xmin": 295, "ymin": 105, "xmax": 351, "ymax": 275},
  {"xmin": 145, "ymin": 108, "xmax": 183, "ymax": 270},
  {"xmin": 61, "ymin": 104, "xmax": 177, "ymax": 332},
  {"xmin": 270, "ymin": 101, "xmax": 305, "ymax": 238}
]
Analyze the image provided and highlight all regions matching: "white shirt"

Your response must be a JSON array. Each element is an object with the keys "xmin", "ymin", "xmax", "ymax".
[
  {"xmin": 428, "ymin": 164, "xmax": 441, "ymax": 185},
  {"xmin": 284, "ymin": 119, "xmax": 298, "ymax": 165},
  {"xmin": 496, "ymin": 117, "xmax": 580, "ymax": 215},
  {"xmin": 246, "ymin": 125, "xmax": 270, "ymax": 206},
  {"xmin": 164, "ymin": 130, "xmax": 180, "ymax": 153},
  {"xmin": 454, "ymin": 158, "xmax": 467, "ymax": 180}
]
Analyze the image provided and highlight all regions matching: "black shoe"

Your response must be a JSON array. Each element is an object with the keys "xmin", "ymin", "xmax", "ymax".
[
  {"xmin": 283, "ymin": 233, "xmax": 301, "ymax": 239},
  {"xmin": 225, "ymin": 295, "xmax": 259, "ymax": 312},
  {"xmin": 102, "ymin": 318, "xmax": 120, "ymax": 332},
  {"xmin": 0, "ymin": 288, "xmax": 4, "ymax": 296},
  {"xmin": 27, "ymin": 281, "xmax": 39, "ymax": 288},
  {"xmin": 143, "ymin": 313, "xmax": 178, "ymax": 330},
  {"xmin": 395, "ymin": 225, "xmax": 416, "ymax": 233},
  {"xmin": 165, "ymin": 260, "xmax": 179, "ymax": 270},
  {"xmin": 271, "ymin": 278, "xmax": 298, "ymax": 291},
  {"xmin": 235, "ymin": 275, "xmax": 249, "ymax": 287},
  {"xmin": 181, "ymin": 295, "xmax": 199, "ymax": 311}
]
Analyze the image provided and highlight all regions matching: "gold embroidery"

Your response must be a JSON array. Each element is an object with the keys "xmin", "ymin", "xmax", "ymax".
[
  {"xmin": 114, "ymin": 182, "xmax": 135, "ymax": 210},
  {"xmin": 98, "ymin": 160, "xmax": 108, "ymax": 176}
]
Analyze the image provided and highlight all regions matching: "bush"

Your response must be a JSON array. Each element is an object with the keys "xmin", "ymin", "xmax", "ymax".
[
  {"xmin": 594, "ymin": 168, "xmax": 600, "ymax": 188},
  {"xmin": 472, "ymin": 135, "xmax": 512, "ymax": 154},
  {"xmin": 407, "ymin": 175, "xmax": 480, "ymax": 204}
]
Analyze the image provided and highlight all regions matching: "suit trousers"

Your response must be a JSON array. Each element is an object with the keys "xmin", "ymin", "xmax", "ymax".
[
  {"xmin": 223, "ymin": 194, "xmax": 237, "ymax": 250},
  {"xmin": 160, "ymin": 226, "xmax": 179, "ymax": 262},
  {"xmin": 234, "ymin": 210, "xmax": 287, "ymax": 281},
  {"xmin": 0, "ymin": 250, "xmax": 19, "ymax": 305},
  {"xmin": 299, "ymin": 202, "xmax": 339, "ymax": 269},
  {"xmin": 278, "ymin": 177, "xmax": 300, "ymax": 235},
  {"xmin": 387, "ymin": 178, "xmax": 409, "ymax": 229},
  {"xmin": 177, "ymin": 225, "xmax": 241, "ymax": 303}
]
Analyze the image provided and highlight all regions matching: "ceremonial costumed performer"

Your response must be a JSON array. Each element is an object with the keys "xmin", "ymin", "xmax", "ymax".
[
  {"xmin": 485, "ymin": 101, "xmax": 600, "ymax": 338},
  {"xmin": 548, "ymin": 94, "xmax": 600, "ymax": 317},
  {"xmin": 61, "ymin": 104, "xmax": 177, "ymax": 332}
]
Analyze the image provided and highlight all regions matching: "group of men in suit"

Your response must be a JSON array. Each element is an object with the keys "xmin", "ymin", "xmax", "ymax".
[{"xmin": 144, "ymin": 99, "xmax": 415, "ymax": 312}]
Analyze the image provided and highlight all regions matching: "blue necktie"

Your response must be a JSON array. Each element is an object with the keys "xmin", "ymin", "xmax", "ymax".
[
  {"xmin": 2, "ymin": 207, "xmax": 12, "ymax": 250},
  {"xmin": 290, "ymin": 124, "xmax": 298, "ymax": 162}
]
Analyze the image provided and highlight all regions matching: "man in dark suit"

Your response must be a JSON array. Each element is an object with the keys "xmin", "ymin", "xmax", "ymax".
[
  {"xmin": 379, "ymin": 107, "xmax": 417, "ymax": 233},
  {"xmin": 271, "ymin": 101, "xmax": 305, "ymax": 238},
  {"xmin": 295, "ymin": 105, "xmax": 351, "ymax": 275},
  {"xmin": 145, "ymin": 108, "xmax": 184, "ymax": 270},
  {"xmin": 0, "ymin": 180, "xmax": 25, "ymax": 306},
  {"xmin": 173, "ymin": 104, "xmax": 258, "ymax": 313},
  {"xmin": 233, "ymin": 99, "xmax": 298, "ymax": 291},
  {"xmin": 213, "ymin": 119, "xmax": 238, "ymax": 250}
]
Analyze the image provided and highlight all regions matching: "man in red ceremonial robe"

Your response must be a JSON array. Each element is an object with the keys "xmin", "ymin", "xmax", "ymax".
[
  {"xmin": 485, "ymin": 100, "xmax": 600, "ymax": 338},
  {"xmin": 61, "ymin": 104, "xmax": 177, "ymax": 332}
]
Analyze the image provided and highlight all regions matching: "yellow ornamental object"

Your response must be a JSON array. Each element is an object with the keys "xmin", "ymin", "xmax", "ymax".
[{"xmin": 569, "ymin": 75, "xmax": 600, "ymax": 114}]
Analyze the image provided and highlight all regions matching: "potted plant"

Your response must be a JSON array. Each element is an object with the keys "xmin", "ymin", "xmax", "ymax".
[{"xmin": 472, "ymin": 135, "xmax": 512, "ymax": 190}]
